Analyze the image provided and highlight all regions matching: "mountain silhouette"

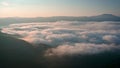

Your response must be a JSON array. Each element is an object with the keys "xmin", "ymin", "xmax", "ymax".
[
  {"xmin": 0, "ymin": 14, "xmax": 120, "ymax": 26},
  {"xmin": 0, "ymin": 31, "xmax": 52, "ymax": 68},
  {"xmin": 0, "ymin": 31, "xmax": 37, "ymax": 68},
  {"xmin": 89, "ymin": 14, "xmax": 120, "ymax": 21}
]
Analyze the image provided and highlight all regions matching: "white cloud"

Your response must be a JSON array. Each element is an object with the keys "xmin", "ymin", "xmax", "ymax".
[
  {"xmin": 45, "ymin": 43, "xmax": 119, "ymax": 56},
  {"xmin": 103, "ymin": 35, "xmax": 120, "ymax": 43},
  {"xmin": 1, "ymin": 21, "xmax": 120, "ymax": 55},
  {"xmin": 2, "ymin": 21, "xmax": 120, "ymax": 45}
]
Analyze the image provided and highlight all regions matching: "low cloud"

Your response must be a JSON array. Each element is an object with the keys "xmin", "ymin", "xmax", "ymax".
[
  {"xmin": 103, "ymin": 35, "xmax": 120, "ymax": 44},
  {"xmin": 2, "ymin": 21, "xmax": 120, "ymax": 56},
  {"xmin": 45, "ymin": 43, "xmax": 120, "ymax": 56}
]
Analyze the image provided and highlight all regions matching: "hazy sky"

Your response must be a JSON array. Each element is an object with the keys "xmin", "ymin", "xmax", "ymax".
[{"xmin": 0, "ymin": 0, "xmax": 120, "ymax": 17}]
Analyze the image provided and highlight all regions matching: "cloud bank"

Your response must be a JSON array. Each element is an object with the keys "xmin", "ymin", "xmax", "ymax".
[
  {"xmin": 45, "ymin": 43, "xmax": 120, "ymax": 56},
  {"xmin": 2, "ymin": 21, "xmax": 120, "ymax": 56}
]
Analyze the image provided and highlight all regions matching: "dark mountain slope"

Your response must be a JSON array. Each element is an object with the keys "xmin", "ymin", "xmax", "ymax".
[{"xmin": 0, "ymin": 31, "xmax": 37, "ymax": 68}]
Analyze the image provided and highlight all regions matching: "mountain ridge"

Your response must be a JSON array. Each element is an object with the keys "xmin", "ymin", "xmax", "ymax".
[{"xmin": 0, "ymin": 14, "xmax": 120, "ymax": 26}]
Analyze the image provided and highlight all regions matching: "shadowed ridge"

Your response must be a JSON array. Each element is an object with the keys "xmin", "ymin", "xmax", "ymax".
[{"xmin": 0, "ymin": 31, "xmax": 37, "ymax": 68}]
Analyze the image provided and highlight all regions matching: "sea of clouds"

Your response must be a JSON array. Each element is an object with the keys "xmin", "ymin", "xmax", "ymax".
[{"xmin": 1, "ymin": 21, "xmax": 120, "ymax": 56}]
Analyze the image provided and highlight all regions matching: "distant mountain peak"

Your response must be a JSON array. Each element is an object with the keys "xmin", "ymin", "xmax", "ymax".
[
  {"xmin": 91, "ymin": 14, "xmax": 120, "ymax": 20},
  {"xmin": 101, "ymin": 14, "xmax": 114, "ymax": 16},
  {"xmin": 102, "ymin": 14, "xmax": 114, "ymax": 16}
]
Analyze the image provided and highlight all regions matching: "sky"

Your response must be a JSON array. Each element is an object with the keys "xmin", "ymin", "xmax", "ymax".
[{"xmin": 0, "ymin": 0, "xmax": 120, "ymax": 17}]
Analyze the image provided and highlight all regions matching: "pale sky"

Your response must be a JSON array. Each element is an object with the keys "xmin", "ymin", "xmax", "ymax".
[{"xmin": 0, "ymin": 0, "xmax": 120, "ymax": 17}]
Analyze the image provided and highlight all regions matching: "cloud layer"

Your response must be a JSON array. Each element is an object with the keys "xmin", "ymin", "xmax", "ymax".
[
  {"xmin": 2, "ymin": 21, "xmax": 120, "ymax": 56},
  {"xmin": 45, "ymin": 43, "xmax": 120, "ymax": 56}
]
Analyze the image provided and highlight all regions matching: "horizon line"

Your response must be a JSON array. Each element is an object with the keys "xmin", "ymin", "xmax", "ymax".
[{"xmin": 0, "ymin": 14, "xmax": 120, "ymax": 18}]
